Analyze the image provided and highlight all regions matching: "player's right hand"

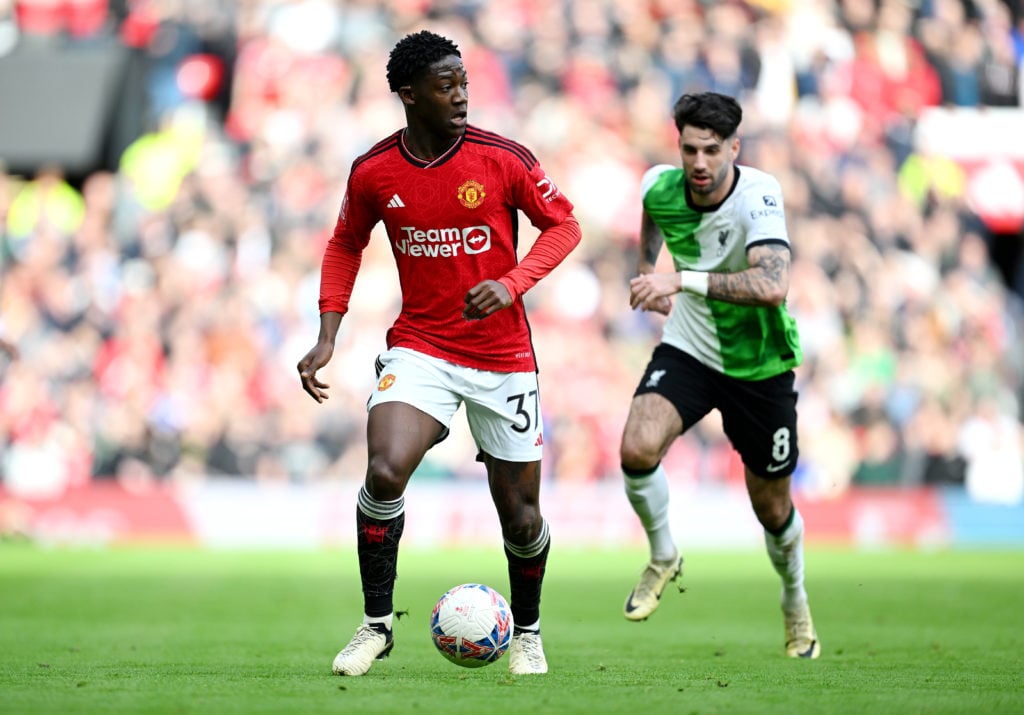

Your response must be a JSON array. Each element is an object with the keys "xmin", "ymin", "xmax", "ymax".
[
  {"xmin": 463, "ymin": 279, "xmax": 512, "ymax": 320},
  {"xmin": 297, "ymin": 343, "xmax": 335, "ymax": 403},
  {"xmin": 629, "ymin": 273, "xmax": 677, "ymax": 313},
  {"xmin": 643, "ymin": 295, "xmax": 673, "ymax": 315}
]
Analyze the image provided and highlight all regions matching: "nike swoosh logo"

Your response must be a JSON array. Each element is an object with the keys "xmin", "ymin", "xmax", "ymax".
[
  {"xmin": 765, "ymin": 461, "xmax": 790, "ymax": 473},
  {"xmin": 624, "ymin": 593, "xmax": 644, "ymax": 613},
  {"xmin": 796, "ymin": 640, "xmax": 818, "ymax": 658}
]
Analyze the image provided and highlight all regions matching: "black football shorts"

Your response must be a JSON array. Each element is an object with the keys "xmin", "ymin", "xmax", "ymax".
[{"xmin": 633, "ymin": 343, "xmax": 799, "ymax": 479}]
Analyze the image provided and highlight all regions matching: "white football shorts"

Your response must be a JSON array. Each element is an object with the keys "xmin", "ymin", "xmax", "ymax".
[{"xmin": 367, "ymin": 347, "xmax": 544, "ymax": 463}]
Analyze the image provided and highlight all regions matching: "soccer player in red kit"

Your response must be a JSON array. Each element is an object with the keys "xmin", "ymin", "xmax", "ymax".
[{"xmin": 297, "ymin": 30, "xmax": 581, "ymax": 676}]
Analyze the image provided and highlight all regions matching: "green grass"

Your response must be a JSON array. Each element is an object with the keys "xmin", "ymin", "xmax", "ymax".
[{"xmin": 1, "ymin": 545, "xmax": 1022, "ymax": 714}]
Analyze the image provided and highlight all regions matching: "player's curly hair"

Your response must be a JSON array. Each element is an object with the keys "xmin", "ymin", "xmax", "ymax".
[
  {"xmin": 386, "ymin": 31, "xmax": 461, "ymax": 93},
  {"xmin": 672, "ymin": 92, "xmax": 742, "ymax": 138}
]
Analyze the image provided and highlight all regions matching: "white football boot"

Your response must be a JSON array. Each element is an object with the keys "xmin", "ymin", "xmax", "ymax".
[
  {"xmin": 783, "ymin": 602, "xmax": 820, "ymax": 659},
  {"xmin": 623, "ymin": 555, "xmax": 683, "ymax": 621},
  {"xmin": 508, "ymin": 631, "xmax": 548, "ymax": 675},
  {"xmin": 331, "ymin": 623, "xmax": 394, "ymax": 676}
]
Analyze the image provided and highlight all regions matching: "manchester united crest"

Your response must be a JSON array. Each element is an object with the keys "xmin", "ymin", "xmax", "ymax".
[
  {"xmin": 457, "ymin": 180, "xmax": 486, "ymax": 209},
  {"xmin": 377, "ymin": 374, "xmax": 396, "ymax": 391}
]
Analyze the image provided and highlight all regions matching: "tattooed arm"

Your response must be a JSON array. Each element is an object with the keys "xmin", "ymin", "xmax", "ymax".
[
  {"xmin": 638, "ymin": 210, "xmax": 664, "ymax": 275},
  {"xmin": 706, "ymin": 243, "xmax": 791, "ymax": 307},
  {"xmin": 629, "ymin": 242, "xmax": 791, "ymax": 310},
  {"xmin": 633, "ymin": 210, "xmax": 674, "ymax": 315}
]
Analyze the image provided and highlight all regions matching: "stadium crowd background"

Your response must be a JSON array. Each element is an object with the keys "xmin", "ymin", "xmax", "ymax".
[{"xmin": 0, "ymin": 0, "xmax": 1022, "ymax": 507}]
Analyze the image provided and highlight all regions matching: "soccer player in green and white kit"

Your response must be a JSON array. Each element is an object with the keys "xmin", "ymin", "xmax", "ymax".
[{"xmin": 619, "ymin": 92, "xmax": 819, "ymax": 659}]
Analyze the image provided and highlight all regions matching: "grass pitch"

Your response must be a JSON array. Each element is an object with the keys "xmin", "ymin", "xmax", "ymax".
[{"xmin": 1, "ymin": 545, "xmax": 1022, "ymax": 714}]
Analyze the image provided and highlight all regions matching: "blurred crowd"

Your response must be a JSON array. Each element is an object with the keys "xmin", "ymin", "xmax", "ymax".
[{"xmin": 1, "ymin": 0, "xmax": 1023, "ymax": 505}]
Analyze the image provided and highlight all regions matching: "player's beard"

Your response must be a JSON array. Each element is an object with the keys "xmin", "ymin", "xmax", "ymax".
[{"xmin": 688, "ymin": 162, "xmax": 729, "ymax": 196}]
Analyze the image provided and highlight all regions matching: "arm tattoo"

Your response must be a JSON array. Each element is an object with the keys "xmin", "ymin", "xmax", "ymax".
[
  {"xmin": 639, "ymin": 212, "xmax": 664, "ymax": 269},
  {"xmin": 707, "ymin": 243, "xmax": 790, "ymax": 306}
]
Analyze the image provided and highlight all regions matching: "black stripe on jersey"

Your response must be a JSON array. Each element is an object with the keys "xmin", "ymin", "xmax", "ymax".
[
  {"xmin": 747, "ymin": 238, "xmax": 791, "ymax": 250},
  {"xmin": 352, "ymin": 132, "xmax": 401, "ymax": 172},
  {"xmin": 465, "ymin": 127, "xmax": 536, "ymax": 169},
  {"xmin": 467, "ymin": 126, "xmax": 538, "ymax": 164},
  {"xmin": 509, "ymin": 205, "xmax": 520, "ymax": 253},
  {"xmin": 397, "ymin": 133, "xmax": 464, "ymax": 168}
]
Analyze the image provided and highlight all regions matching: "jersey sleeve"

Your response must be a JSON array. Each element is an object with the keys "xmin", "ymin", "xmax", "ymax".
[
  {"xmin": 640, "ymin": 164, "xmax": 675, "ymax": 202},
  {"xmin": 497, "ymin": 155, "xmax": 580, "ymax": 300},
  {"xmin": 318, "ymin": 166, "xmax": 379, "ymax": 315},
  {"xmin": 739, "ymin": 174, "xmax": 789, "ymax": 247},
  {"xmin": 507, "ymin": 155, "xmax": 575, "ymax": 230},
  {"xmin": 497, "ymin": 216, "xmax": 581, "ymax": 301}
]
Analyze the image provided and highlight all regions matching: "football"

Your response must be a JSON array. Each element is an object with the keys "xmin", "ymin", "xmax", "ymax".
[{"xmin": 430, "ymin": 583, "xmax": 514, "ymax": 668}]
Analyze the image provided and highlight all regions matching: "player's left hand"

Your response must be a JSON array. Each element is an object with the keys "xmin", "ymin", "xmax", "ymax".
[
  {"xmin": 463, "ymin": 280, "xmax": 512, "ymax": 320},
  {"xmin": 629, "ymin": 273, "xmax": 678, "ymax": 311}
]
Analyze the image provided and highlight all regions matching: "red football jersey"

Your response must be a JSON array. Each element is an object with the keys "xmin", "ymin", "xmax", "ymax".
[{"xmin": 320, "ymin": 125, "xmax": 575, "ymax": 372}]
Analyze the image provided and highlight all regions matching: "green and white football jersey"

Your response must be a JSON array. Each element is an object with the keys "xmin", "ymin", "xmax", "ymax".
[{"xmin": 641, "ymin": 164, "xmax": 802, "ymax": 380}]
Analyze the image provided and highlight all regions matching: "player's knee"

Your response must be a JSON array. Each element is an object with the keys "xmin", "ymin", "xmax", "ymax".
[
  {"xmin": 365, "ymin": 457, "xmax": 409, "ymax": 501},
  {"xmin": 500, "ymin": 506, "xmax": 542, "ymax": 544},
  {"xmin": 620, "ymin": 438, "xmax": 659, "ymax": 474},
  {"xmin": 753, "ymin": 497, "xmax": 791, "ymax": 532}
]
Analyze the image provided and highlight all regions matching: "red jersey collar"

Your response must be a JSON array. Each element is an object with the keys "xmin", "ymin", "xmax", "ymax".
[{"xmin": 398, "ymin": 128, "xmax": 464, "ymax": 168}]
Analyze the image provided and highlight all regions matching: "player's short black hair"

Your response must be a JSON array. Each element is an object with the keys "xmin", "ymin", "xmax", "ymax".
[
  {"xmin": 386, "ymin": 31, "xmax": 461, "ymax": 93},
  {"xmin": 672, "ymin": 92, "xmax": 742, "ymax": 138}
]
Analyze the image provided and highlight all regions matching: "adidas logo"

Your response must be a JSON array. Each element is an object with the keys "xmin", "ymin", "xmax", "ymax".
[
  {"xmin": 386, "ymin": 194, "xmax": 405, "ymax": 208},
  {"xmin": 534, "ymin": 434, "xmax": 544, "ymax": 447}
]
